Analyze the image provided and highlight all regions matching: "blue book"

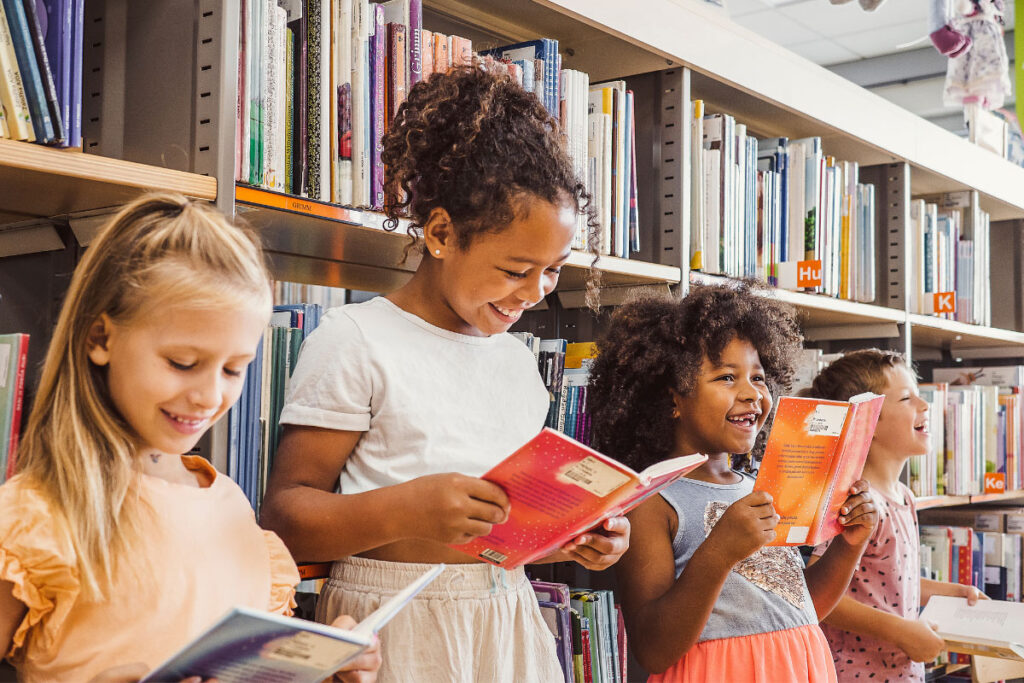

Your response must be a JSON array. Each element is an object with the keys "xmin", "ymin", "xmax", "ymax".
[
  {"xmin": 2, "ymin": 0, "xmax": 55, "ymax": 142},
  {"xmin": 480, "ymin": 39, "xmax": 558, "ymax": 116},
  {"xmin": 23, "ymin": 0, "xmax": 64, "ymax": 143},
  {"xmin": 42, "ymin": 0, "xmax": 72, "ymax": 144},
  {"xmin": 143, "ymin": 565, "xmax": 442, "ymax": 683},
  {"xmin": 68, "ymin": 0, "xmax": 81, "ymax": 146}
]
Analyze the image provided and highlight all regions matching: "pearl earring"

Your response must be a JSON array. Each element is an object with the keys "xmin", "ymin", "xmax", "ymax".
[{"xmin": 434, "ymin": 249, "xmax": 441, "ymax": 255}]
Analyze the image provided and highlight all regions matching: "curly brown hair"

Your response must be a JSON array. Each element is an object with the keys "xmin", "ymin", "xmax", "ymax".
[
  {"xmin": 804, "ymin": 349, "xmax": 909, "ymax": 402},
  {"xmin": 587, "ymin": 281, "xmax": 804, "ymax": 472},
  {"xmin": 381, "ymin": 61, "xmax": 597, "ymax": 254}
]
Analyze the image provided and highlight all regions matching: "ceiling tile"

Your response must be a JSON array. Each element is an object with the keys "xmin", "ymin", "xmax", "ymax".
[
  {"xmin": 725, "ymin": 0, "xmax": 776, "ymax": 17},
  {"xmin": 731, "ymin": 9, "xmax": 822, "ymax": 44},
  {"xmin": 776, "ymin": 0, "xmax": 924, "ymax": 39},
  {"xmin": 834, "ymin": 19, "xmax": 933, "ymax": 58},
  {"xmin": 788, "ymin": 37, "xmax": 860, "ymax": 64}
]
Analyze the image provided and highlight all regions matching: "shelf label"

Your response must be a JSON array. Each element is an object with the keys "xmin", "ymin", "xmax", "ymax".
[
  {"xmin": 776, "ymin": 260, "xmax": 822, "ymax": 289},
  {"xmin": 984, "ymin": 472, "xmax": 1006, "ymax": 495},
  {"xmin": 932, "ymin": 292, "xmax": 956, "ymax": 314}
]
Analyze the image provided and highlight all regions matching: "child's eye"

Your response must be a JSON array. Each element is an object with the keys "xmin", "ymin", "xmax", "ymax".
[
  {"xmin": 753, "ymin": 375, "xmax": 767, "ymax": 383},
  {"xmin": 168, "ymin": 359, "xmax": 196, "ymax": 371},
  {"xmin": 500, "ymin": 269, "xmax": 528, "ymax": 279},
  {"xmin": 224, "ymin": 367, "xmax": 244, "ymax": 378},
  {"xmin": 716, "ymin": 374, "xmax": 735, "ymax": 382},
  {"xmin": 546, "ymin": 267, "xmax": 562, "ymax": 275}
]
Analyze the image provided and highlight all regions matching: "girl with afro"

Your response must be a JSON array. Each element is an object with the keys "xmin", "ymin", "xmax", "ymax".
[{"xmin": 587, "ymin": 282, "xmax": 878, "ymax": 682}]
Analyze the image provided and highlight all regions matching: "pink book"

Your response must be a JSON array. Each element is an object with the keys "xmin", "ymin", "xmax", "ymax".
[
  {"xmin": 451, "ymin": 428, "xmax": 706, "ymax": 568},
  {"xmin": 5, "ymin": 334, "xmax": 28, "ymax": 480},
  {"xmin": 420, "ymin": 30, "xmax": 434, "ymax": 79},
  {"xmin": 433, "ymin": 32, "xmax": 449, "ymax": 73}
]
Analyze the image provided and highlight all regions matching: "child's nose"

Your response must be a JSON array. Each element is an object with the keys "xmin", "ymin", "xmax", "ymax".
[{"xmin": 188, "ymin": 377, "xmax": 221, "ymax": 410}]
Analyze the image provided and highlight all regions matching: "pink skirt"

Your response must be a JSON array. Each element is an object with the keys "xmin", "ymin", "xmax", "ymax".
[{"xmin": 649, "ymin": 624, "xmax": 838, "ymax": 683}]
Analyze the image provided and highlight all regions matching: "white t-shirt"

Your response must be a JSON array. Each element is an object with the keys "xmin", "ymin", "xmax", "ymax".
[{"xmin": 279, "ymin": 296, "xmax": 550, "ymax": 494}]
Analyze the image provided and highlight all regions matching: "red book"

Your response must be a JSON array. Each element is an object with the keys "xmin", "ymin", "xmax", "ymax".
[
  {"xmin": 451, "ymin": 428, "xmax": 706, "ymax": 568},
  {"xmin": 580, "ymin": 622, "xmax": 593, "ymax": 683},
  {"xmin": 753, "ymin": 393, "xmax": 884, "ymax": 546},
  {"xmin": 616, "ymin": 605, "xmax": 627, "ymax": 682}
]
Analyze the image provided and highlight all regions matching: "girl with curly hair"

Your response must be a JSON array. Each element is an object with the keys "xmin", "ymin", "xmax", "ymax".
[
  {"xmin": 804, "ymin": 350, "xmax": 986, "ymax": 682},
  {"xmin": 259, "ymin": 63, "xmax": 628, "ymax": 682},
  {"xmin": 587, "ymin": 282, "xmax": 878, "ymax": 682}
]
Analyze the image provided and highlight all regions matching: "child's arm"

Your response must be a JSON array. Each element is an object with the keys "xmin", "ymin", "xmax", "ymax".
[
  {"xmin": 260, "ymin": 426, "xmax": 510, "ymax": 561},
  {"xmin": 803, "ymin": 480, "xmax": 878, "ymax": 619},
  {"xmin": 0, "ymin": 578, "xmax": 25, "ymax": 660},
  {"xmin": 920, "ymin": 577, "xmax": 987, "ymax": 605},
  {"xmin": 812, "ymin": 591, "xmax": 945, "ymax": 663},
  {"xmin": 617, "ymin": 491, "xmax": 778, "ymax": 674}
]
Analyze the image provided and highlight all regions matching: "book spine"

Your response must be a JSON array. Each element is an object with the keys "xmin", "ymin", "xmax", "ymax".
[
  {"xmin": 4, "ymin": 336, "xmax": 27, "ymax": 481},
  {"xmin": 284, "ymin": 27, "xmax": 294, "ymax": 194},
  {"xmin": 294, "ymin": 8, "xmax": 308, "ymax": 195},
  {"xmin": 22, "ymin": 0, "xmax": 64, "ymax": 143},
  {"xmin": 336, "ymin": 0, "xmax": 353, "ymax": 205},
  {"xmin": 67, "ymin": 0, "xmax": 80, "ymax": 145},
  {"xmin": 4, "ymin": 0, "xmax": 54, "ymax": 142},
  {"xmin": 0, "ymin": 1, "xmax": 33, "ymax": 140},
  {"xmin": 305, "ymin": 0, "xmax": 322, "ymax": 199},
  {"xmin": 237, "ymin": 0, "xmax": 248, "ymax": 182},
  {"xmin": 387, "ymin": 23, "xmax": 407, "ymax": 124},
  {"xmin": 408, "ymin": 0, "xmax": 421, "ymax": 85},
  {"xmin": 369, "ymin": 4, "xmax": 385, "ymax": 209},
  {"xmin": 43, "ymin": 0, "xmax": 71, "ymax": 142}
]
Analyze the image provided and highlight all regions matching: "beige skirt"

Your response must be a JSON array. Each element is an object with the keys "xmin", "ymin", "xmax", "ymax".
[{"xmin": 316, "ymin": 556, "xmax": 564, "ymax": 683}]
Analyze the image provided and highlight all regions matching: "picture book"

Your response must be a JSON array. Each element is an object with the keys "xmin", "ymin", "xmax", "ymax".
[
  {"xmin": 451, "ymin": 428, "xmax": 707, "ymax": 568},
  {"xmin": 919, "ymin": 595, "xmax": 1024, "ymax": 660},
  {"xmin": 142, "ymin": 564, "xmax": 442, "ymax": 683},
  {"xmin": 753, "ymin": 392, "xmax": 884, "ymax": 546}
]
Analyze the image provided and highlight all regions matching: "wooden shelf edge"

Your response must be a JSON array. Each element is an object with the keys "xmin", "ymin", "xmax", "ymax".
[
  {"xmin": 915, "ymin": 491, "xmax": 1024, "ymax": 509},
  {"xmin": 0, "ymin": 138, "xmax": 217, "ymax": 201}
]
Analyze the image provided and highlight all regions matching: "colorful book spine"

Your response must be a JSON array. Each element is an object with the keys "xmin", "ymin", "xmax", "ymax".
[
  {"xmin": 369, "ymin": 3, "xmax": 385, "ymax": 209},
  {"xmin": 305, "ymin": 0, "xmax": 323, "ymax": 199},
  {"xmin": 386, "ymin": 22, "xmax": 407, "ymax": 124},
  {"xmin": 21, "ymin": 0, "xmax": 63, "ymax": 143},
  {"xmin": 0, "ymin": 1, "xmax": 33, "ymax": 140},
  {"xmin": 42, "ymin": 0, "xmax": 72, "ymax": 143},
  {"xmin": 408, "ymin": 0, "xmax": 421, "ymax": 85},
  {"xmin": 2, "ymin": 0, "xmax": 53, "ymax": 142}
]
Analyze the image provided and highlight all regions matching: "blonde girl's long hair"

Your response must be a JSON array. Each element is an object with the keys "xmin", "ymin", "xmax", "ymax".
[{"xmin": 15, "ymin": 192, "xmax": 271, "ymax": 600}]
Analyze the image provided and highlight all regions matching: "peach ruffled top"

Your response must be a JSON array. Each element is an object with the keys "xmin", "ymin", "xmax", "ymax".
[{"xmin": 0, "ymin": 456, "xmax": 299, "ymax": 682}]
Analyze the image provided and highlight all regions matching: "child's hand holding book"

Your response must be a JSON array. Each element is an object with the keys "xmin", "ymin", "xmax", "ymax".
[
  {"xmin": 832, "ymin": 479, "xmax": 878, "ymax": 548},
  {"xmin": 400, "ymin": 472, "xmax": 511, "ymax": 545},
  {"xmin": 558, "ymin": 515, "xmax": 631, "ymax": 570},
  {"xmin": 328, "ymin": 615, "xmax": 382, "ymax": 683}
]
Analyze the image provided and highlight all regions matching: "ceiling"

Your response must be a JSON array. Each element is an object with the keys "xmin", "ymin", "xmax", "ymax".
[{"xmin": 725, "ymin": 0, "xmax": 1016, "ymax": 130}]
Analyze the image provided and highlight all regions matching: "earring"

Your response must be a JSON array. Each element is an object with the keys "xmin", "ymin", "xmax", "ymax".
[
  {"xmin": 671, "ymin": 409, "xmax": 680, "ymax": 419},
  {"xmin": 434, "ymin": 249, "xmax": 441, "ymax": 256}
]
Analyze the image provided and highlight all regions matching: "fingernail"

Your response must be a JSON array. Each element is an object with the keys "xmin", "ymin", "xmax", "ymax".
[{"xmin": 841, "ymin": 508, "xmax": 848, "ymax": 514}]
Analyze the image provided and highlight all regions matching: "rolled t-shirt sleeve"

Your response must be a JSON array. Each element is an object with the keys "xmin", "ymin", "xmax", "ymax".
[{"xmin": 279, "ymin": 309, "xmax": 373, "ymax": 431}]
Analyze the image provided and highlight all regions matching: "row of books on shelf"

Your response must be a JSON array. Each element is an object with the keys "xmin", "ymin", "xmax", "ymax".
[
  {"xmin": 919, "ymin": 507, "xmax": 1024, "ymax": 605},
  {"xmin": 909, "ymin": 191, "xmax": 991, "ymax": 326},
  {"xmin": 0, "ymin": 0, "xmax": 82, "ymax": 146},
  {"xmin": 236, "ymin": 0, "xmax": 641, "ymax": 257},
  {"xmin": 0, "ymin": 333, "xmax": 28, "ymax": 484},
  {"xmin": 689, "ymin": 102, "xmax": 877, "ymax": 303},
  {"xmin": 226, "ymin": 301, "xmax": 325, "ymax": 511},
  {"xmin": 512, "ymin": 333, "xmax": 597, "ymax": 445},
  {"xmin": 908, "ymin": 365, "xmax": 1024, "ymax": 498},
  {"xmin": 531, "ymin": 580, "xmax": 625, "ymax": 683}
]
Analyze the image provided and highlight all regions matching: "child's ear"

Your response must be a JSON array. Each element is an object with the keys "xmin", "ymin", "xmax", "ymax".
[
  {"xmin": 86, "ymin": 314, "xmax": 114, "ymax": 367},
  {"xmin": 422, "ymin": 207, "xmax": 455, "ymax": 258},
  {"xmin": 668, "ymin": 388, "xmax": 684, "ymax": 419}
]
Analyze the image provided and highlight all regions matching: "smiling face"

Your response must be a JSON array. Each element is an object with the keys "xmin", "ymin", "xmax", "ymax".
[
  {"xmin": 871, "ymin": 365, "xmax": 931, "ymax": 460},
  {"xmin": 672, "ymin": 337, "xmax": 773, "ymax": 457},
  {"xmin": 429, "ymin": 196, "xmax": 576, "ymax": 336},
  {"xmin": 87, "ymin": 303, "xmax": 268, "ymax": 457}
]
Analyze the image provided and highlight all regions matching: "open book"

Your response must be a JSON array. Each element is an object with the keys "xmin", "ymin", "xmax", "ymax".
[
  {"xmin": 920, "ymin": 595, "xmax": 1024, "ymax": 660},
  {"xmin": 753, "ymin": 392, "xmax": 884, "ymax": 546},
  {"xmin": 452, "ymin": 428, "xmax": 707, "ymax": 568},
  {"xmin": 142, "ymin": 564, "xmax": 443, "ymax": 683}
]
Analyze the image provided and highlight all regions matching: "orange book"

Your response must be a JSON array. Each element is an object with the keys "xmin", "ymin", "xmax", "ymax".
[
  {"xmin": 753, "ymin": 393, "xmax": 884, "ymax": 546},
  {"xmin": 432, "ymin": 32, "xmax": 449, "ymax": 74},
  {"xmin": 452, "ymin": 428, "xmax": 706, "ymax": 568}
]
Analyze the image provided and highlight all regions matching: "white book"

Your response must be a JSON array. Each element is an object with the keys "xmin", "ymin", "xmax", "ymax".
[
  {"xmin": 919, "ymin": 596, "xmax": 1024, "ymax": 660},
  {"xmin": 262, "ymin": 2, "xmax": 286, "ymax": 190},
  {"xmin": 690, "ymin": 101, "xmax": 705, "ymax": 269},
  {"xmin": 352, "ymin": 0, "xmax": 371, "ymax": 207}
]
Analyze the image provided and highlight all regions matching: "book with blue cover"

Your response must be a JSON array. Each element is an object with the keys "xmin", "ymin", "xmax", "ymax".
[{"xmin": 142, "ymin": 564, "xmax": 442, "ymax": 683}]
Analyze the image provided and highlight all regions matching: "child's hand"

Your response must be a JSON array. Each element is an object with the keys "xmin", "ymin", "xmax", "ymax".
[
  {"xmin": 836, "ymin": 479, "xmax": 877, "ymax": 548},
  {"xmin": 330, "ymin": 616, "xmax": 382, "ymax": 683},
  {"xmin": 403, "ymin": 473, "xmax": 510, "ymax": 545},
  {"xmin": 950, "ymin": 583, "xmax": 989, "ymax": 604},
  {"xmin": 704, "ymin": 491, "xmax": 779, "ymax": 565},
  {"xmin": 561, "ymin": 516, "xmax": 630, "ymax": 571},
  {"xmin": 895, "ymin": 618, "xmax": 945, "ymax": 662}
]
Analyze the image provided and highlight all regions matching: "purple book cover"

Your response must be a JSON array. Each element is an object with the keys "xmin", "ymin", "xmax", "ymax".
[
  {"xmin": 408, "ymin": 0, "xmax": 421, "ymax": 86},
  {"xmin": 369, "ymin": 3, "xmax": 384, "ymax": 209},
  {"xmin": 41, "ymin": 0, "xmax": 70, "ymax": 143},
  {"xmin": 24, "ymin": 0, "xmax": 64, "ymax": 143}
]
